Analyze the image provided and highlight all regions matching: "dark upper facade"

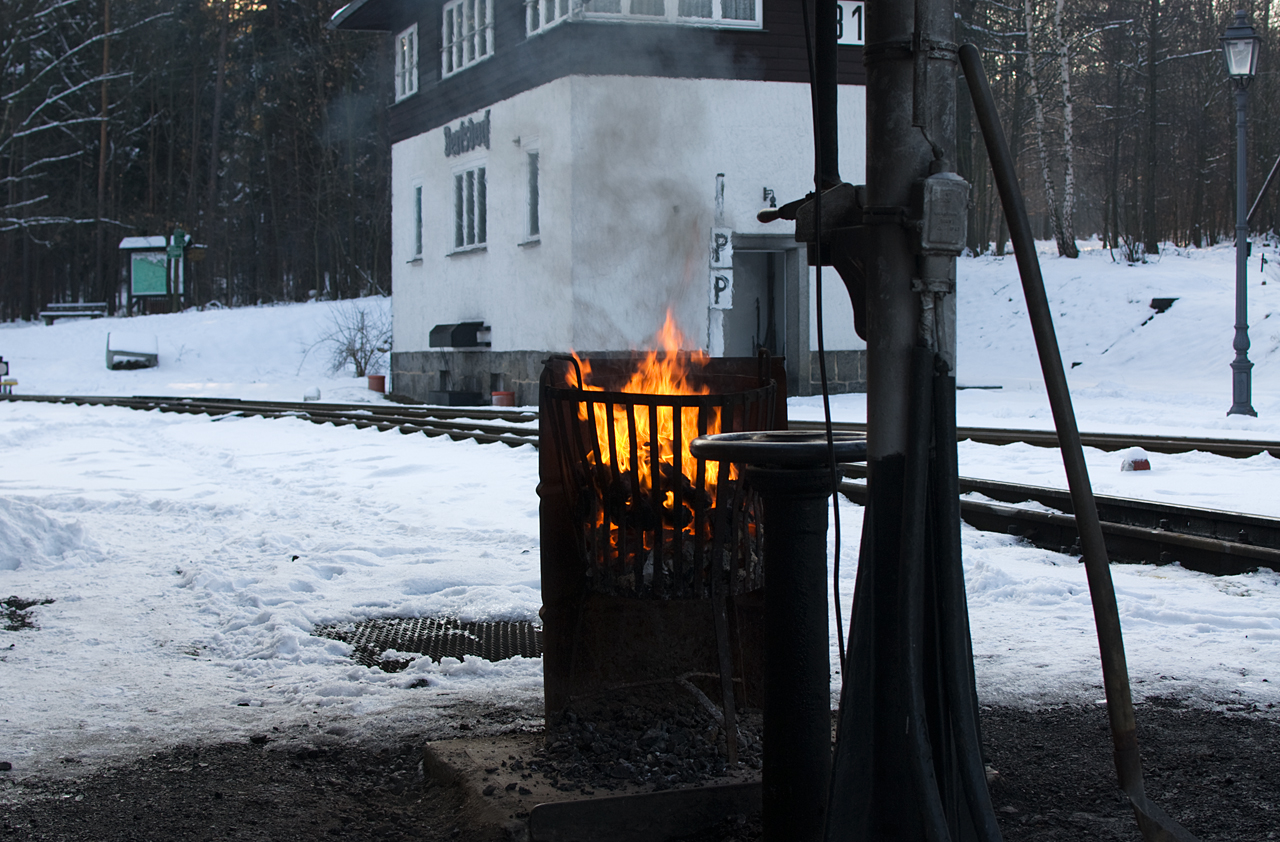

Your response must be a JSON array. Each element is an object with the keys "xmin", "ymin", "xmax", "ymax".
[{"xmin": 333, "ymin": 0, "xmax": 866, "ymax": 145}]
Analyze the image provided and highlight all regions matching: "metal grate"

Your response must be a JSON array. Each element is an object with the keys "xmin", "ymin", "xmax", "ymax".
[
  {"xmin": 543, "ymin": 355, "xmax": 774, "ymax": 600},
  {"xmin": 313, "ymin": 617, "xmax": 542, "ymax": 672}
]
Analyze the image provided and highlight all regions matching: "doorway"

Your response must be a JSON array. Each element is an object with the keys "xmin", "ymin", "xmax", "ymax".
[{"xmin": 723, "ymin": 250, "xmax": 785, "ymax": 359}]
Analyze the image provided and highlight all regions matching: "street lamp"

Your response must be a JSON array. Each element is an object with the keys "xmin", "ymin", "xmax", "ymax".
[{"xmin": 1222, "ymin": 10, "xmax": 1261, "ymax": 416}]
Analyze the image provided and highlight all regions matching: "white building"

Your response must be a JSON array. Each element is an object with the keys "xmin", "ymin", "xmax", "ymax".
[{"xmin": 333, "ymin": 0, "xmax": 868, "ymax": 405}]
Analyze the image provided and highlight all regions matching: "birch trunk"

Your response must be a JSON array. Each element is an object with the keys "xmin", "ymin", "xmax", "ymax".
[
  {"xmin": 1024, "ymin": 0, "xmax": 1063, "ymax": 253},
  {"xmin": 1052, "ymin": 0, "xmax": 1078, "ymax": 257}
]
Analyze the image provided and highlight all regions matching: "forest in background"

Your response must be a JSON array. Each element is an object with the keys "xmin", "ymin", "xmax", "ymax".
[
  {"xmin": 1, "ymin": 0, "xmax": 389, "ymax": 321},
  {"xmin": 2, "ymin": 0, "xmax": 1279, "ymax": 321},
  {"xmin": 959, "ymin": 0, "xmax": 1280, "ymax": 260}
]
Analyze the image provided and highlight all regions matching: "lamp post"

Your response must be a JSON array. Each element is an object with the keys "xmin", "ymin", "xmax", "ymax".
[{"xmin": 1223, "ymin": 10, "xmax": 1261, "ymax": 417}]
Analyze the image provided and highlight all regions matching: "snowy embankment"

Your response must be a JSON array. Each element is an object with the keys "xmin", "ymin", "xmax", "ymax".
[
  {"xmin": 1, "ymin": 244, "xmax": 1278, "ymax": 779},
  {"xmin": 0, "ymin": 297, "xmax": 396, "ymax": 404}
]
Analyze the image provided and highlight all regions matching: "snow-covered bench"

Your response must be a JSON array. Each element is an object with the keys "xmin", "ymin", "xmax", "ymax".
[
  {"xmin": 40, "ymin": 302, "xmax": 108, "ymax": 325},
  {"xmin": 106, "ymin": 332, "xmax": 158, "ymax": 370}
]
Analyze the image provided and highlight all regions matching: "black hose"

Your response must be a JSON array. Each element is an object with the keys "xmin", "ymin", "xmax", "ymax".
[
  {"xmin": 899, "ymin": 345, "xmax": 950, "ymax": 841},
  {"xmin": 931, "ymin": 353, "xmax": 1004, "ymax": 842}
]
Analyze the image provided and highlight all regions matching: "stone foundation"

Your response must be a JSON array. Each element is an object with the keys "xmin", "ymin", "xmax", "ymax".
[{"xmin": 388, "ymin": 349, "xmax": 867, "ymax": 407}]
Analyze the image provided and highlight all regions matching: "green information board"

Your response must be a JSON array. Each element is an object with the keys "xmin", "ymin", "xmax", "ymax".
[{"xmin": 131, "ymin": 252, "xmax": 168, "ymax": 296}]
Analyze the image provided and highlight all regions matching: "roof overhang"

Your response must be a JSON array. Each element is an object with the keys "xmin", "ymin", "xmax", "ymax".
[{"xmin": 328, "ymin": 0, "xmax": 407, "ymax": 31}]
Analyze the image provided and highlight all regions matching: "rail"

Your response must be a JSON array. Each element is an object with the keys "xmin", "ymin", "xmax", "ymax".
[{"xmin": 5, "ymin": 394, "xmax": 1277, "ymax": 576}]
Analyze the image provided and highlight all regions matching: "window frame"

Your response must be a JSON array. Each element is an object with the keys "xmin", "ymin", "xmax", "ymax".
[
  {"xmin": 410, "ymin": 182, "xmax": 424, "ymax": 261},
  {"xmin": 451, "ymin": 161, "xmax": 488, "ymax": 254},
  {"xmin": 526, "ymin": 0, "xmax": 572, "ymax": 35},
  {"xmin": 522, "ymin": 147, "xmax": 541, "ymax": 244},
  {"xmin": 394, "ymin": 23, "xmax": 418, "ymax": 101},
  {"xmin": 580, "ymin": 0, "xmax": 762, "ymax": 28},
  {"xmin": 442, "ymin": 0, "xmax": 495, "ymax": 79}
]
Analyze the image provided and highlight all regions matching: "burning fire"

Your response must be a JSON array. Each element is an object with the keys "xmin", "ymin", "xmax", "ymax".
[{"xmin": 570, "ymin": 311, "xmax": 729, "ymax": 535}]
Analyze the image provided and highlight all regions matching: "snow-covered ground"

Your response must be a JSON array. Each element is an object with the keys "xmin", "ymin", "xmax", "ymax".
[{"xmin": 1, "ymin": 242, "xmax": 1278, "ymax": 780}]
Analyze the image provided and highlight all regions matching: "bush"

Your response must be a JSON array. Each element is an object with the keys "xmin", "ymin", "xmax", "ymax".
[{"xmin": 315, "ymin": 299, "xmax": 392, "ymax": 378}]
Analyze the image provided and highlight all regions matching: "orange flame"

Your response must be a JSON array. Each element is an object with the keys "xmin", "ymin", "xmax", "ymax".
[{"xmin": 570, "ymin": 311, "xmax": 727, "ymax": 536}]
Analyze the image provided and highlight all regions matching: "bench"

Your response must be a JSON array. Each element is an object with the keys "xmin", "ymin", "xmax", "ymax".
[
  {"xmin": 40, "ymin": 302, "xmax": 108, "ymax": 325},
  {"xmin": 0, "ymin": 379, "xmax": 15, "ymax": 395},
  {"xmin": 106, "ymin": 332, "xmax": 158, "ymax": 370}
]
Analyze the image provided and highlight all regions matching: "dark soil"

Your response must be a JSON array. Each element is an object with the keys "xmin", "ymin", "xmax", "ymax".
[
  {"xmin": 678, "ymin": 698, "xmax": 1280, "ymax": 842},
  {"xmin": 0, "ymin": 738, "xmax": 505, "ymax": 842},
  {"xmin": 2, "ymin": 700, "xmax": 1276, "ymax": 841},
  {"xmin": 1, "ymin": 597, "xmax": 55, "ymax": 632}
]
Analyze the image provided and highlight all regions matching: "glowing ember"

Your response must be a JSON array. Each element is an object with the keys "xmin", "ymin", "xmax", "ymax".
[{"xmin": 570, "ymin": 311, "xmax": 730, "ymax": 535}]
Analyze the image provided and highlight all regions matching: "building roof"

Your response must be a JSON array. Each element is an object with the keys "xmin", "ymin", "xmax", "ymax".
[
  {"xmin": 329, "ymin": 0, "xmax": 407, "ymax": 31},
  {"xmin": 119, "ymin": 234, "xmax": 191, "ymax": 251}
]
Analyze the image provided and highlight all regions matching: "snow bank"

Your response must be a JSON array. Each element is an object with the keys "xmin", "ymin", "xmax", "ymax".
[{"xmin": 0, "ymin": 298, "xmax": 393, "ymax": 404}]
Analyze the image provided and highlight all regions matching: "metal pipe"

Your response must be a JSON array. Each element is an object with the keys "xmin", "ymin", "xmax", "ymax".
[
  {"xmin": 959, "ymin": 43, "xmax": 1199, "ymax": 842},
  {"xmin": 814, "ymin": 0, "xmax": 841, "ymax": 186},
  {"xmin": 1230, "ymin": 83, "xmax": 1256, "ymax": 417},
  {"xmin": 754, "ymin": 465, "xmax": 834, "ymax": 842},
  {"xmin": 1246, "ymin": 149, "xmax": 1280, "ymax": 228},
  {"xmin": 691, "ymin": 432, "xmax": 865, "ymax": 842}
]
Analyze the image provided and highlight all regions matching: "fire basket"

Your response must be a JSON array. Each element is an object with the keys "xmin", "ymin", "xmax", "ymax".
[
  {"xmin": 542, "ymin": 354, "xmax": 774, "ymax": 601},
  {"xmin": 538, "ymin": 347, "xmax": 786, "ymax": 721}
]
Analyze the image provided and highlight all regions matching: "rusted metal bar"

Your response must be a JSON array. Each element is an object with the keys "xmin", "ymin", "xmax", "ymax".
[{"xmin": 961, "ymin": 41, "xmax": 1199, "ymax": 842}]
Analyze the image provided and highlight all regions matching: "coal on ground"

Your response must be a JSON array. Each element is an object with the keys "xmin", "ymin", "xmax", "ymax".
[
  {"xmin": 675, "ymin": 699, "xmax": 1280, "ymax": 842},
  {"xmin": 1, "ymin": 700, "xmax": 1276, "ymax": 841}
]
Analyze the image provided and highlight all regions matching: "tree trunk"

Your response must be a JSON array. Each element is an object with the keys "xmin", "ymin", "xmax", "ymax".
[
  {"xmin": 95, "ymin": 0, "xmax": 111, "ymax": 307},
  {"xmin": 1052, "ymin": 0, "xmax": 1077, "ymax": 257},
  {"xmin": 1024, "ymin": 0, "xmax": 1063, "ymax": 251},
  {"xmin": 1141, "ymin": 0, "xmax": 1160, "ymax": 256},
  {"xmin": 203, "ymin": 0, "xmax": 232, "ymax": 307}
]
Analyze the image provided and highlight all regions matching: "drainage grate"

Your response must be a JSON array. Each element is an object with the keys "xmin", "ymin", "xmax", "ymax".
[{"xmin": 313, "ymin": 617, "xmax": 542, "ymax": 672}]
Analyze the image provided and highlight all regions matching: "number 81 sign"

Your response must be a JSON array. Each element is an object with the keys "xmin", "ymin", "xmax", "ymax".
[{"xmin": 836, "ymin": 1, "xmax": 865, "ymax": 46}]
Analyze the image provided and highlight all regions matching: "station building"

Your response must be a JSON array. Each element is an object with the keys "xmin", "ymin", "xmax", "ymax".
[{"xmin": 332, "ymin": 0, "xmax": 869, "ymax": 406}]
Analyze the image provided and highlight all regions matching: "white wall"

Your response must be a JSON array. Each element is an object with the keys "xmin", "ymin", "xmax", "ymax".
[
  {"xmin": 390, "ymin": 73, "xmax": 868, "ymax": 355},
  {"xmin": 809, "ymin": 271, "xmax": 864, "ymax": 350},
  {"xmin": 391, "ymin": 80, "xmax": 576, "ymax": 354}
]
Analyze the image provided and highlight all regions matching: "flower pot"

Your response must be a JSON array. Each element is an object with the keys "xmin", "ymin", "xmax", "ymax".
[
  {"xmin": 492, "ymin": 390, "xmax": 515, "ymax": 407},
  {"xmin": 367, "ymin": 374, "xmax": 386, "ymax": 393}
]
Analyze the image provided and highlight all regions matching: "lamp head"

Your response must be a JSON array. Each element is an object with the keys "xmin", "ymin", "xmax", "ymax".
[{"xmin": 1221, "ymin": 10, "xmax": 1261, "ymax": 82}]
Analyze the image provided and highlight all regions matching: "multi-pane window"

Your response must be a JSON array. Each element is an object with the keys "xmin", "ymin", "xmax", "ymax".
[
  {"xmin": 527, "ymin": 0, "xmax": 571, "ymax": 34},
  {"xmin": 454, "ymin": 165, "xmax": 487, "ymax": 250},
  {"xmin": 442, "ymin": 0, "xmax": 494, "ymax": 78},
  {"xmin": 394, "ymin": 24, "xmax": 418, "ymax": 100},
  {"xmin": 582, "ymin": 0, "xmax": 759, "ymax": 25},
  {"xmin": 526, "ymin": 152, "xmax": 540, "ymax": 240},
  {"xmin": 413, "ymin": 185, "xmax": 423, "ymax": 258}
]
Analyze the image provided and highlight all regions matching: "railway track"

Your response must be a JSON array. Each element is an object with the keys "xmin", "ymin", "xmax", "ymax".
[
  {"xmin": 789, "ymin": 418, "xmax": 1280, "ymax": 461},
  {"xmin": 5, "ymin": 394, "xmax": 1277, "ymax": 575},
  {"xmin": 1, "ymin": 393, "xmax": 540, "ymax": 447}
]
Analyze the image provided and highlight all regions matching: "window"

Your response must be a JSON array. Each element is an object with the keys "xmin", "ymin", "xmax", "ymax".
[
  {"xmin": 526, "ymin": 151, "xmax": 540, "ymax": 241},
  {"xmin": 582, "ymin": 0, "xmax": 760, "ymax": 26},
  {"xmin": 527, "ymin": 0, "xmax": 571, "ymax": 35},
  {"xmin": 413, "ymin": 184, "xmax": 424, "ymax": 258},
  {"xmin": 453, "ymin": 164, "xmax": 487, "ymax": 250},
  {"xmin": 394, "ymin": 24, "xmax": 418, "ymax": 101},
  {"xmin": 442, "ymin": 0, "xmax": 494, "ymax": 78}
]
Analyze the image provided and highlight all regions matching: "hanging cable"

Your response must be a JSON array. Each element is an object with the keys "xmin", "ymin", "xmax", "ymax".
[{"xmin": 800, "ymin": 0, "xmax": 845, "ymax": 669}]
